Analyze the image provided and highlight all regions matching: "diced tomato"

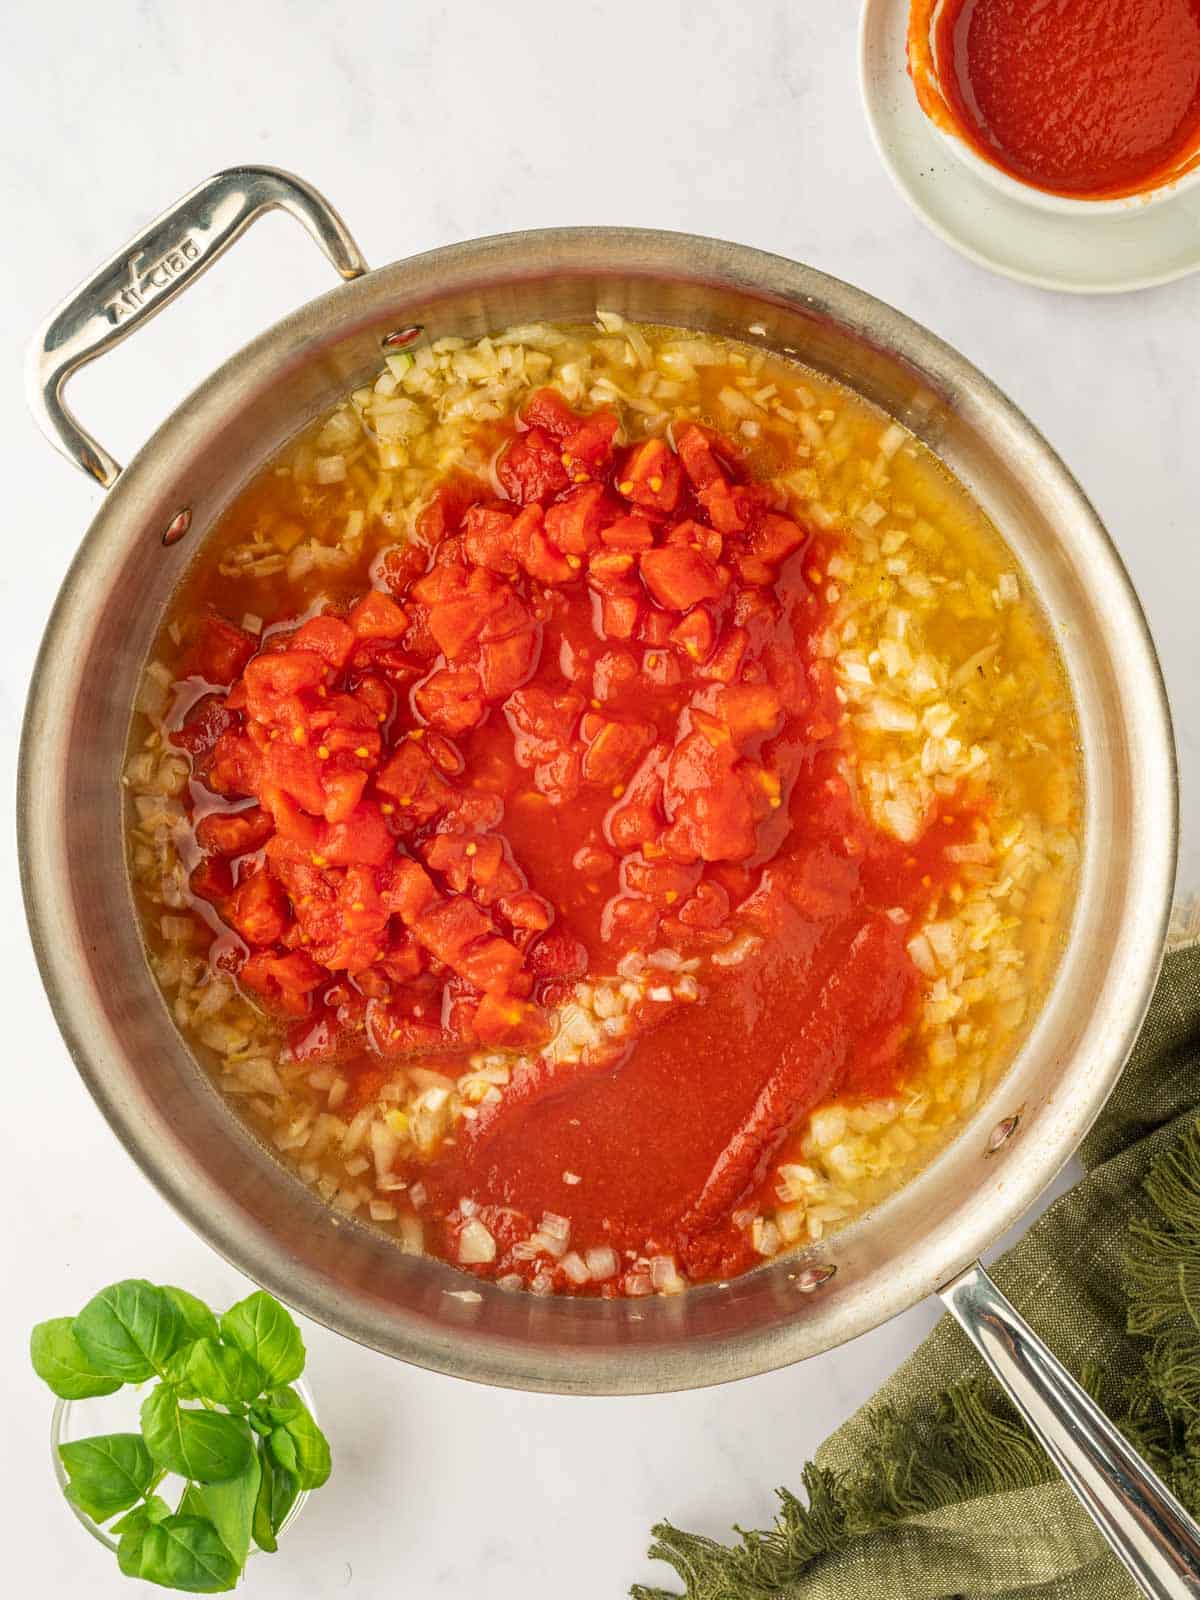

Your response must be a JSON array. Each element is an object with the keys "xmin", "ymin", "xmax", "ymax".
[
  {"xmin": 471, "ymin": 992, "xmax": 551, "ymax": 1048},
  {"xmin": 678, "ymin": 878, "xmax": 731, "ymax": 929},
  {"xmin": 183, "ymin": 615, "xmax": 258, "ymax": 687},
  {"xmin": 533, "ymin": 743, "xmax": 583, "ymax": 805},
  {"xmin": 502, "ymin": 891, "xmax": 554, "ymax": 931},
  {"xmin": 226, "ymin": 871, "xmax": 290, "ymax": 947},
  {"xmin": 600, "ymin": 514, "xmax": 655, "ymax": 551},
  {"xmin": 599, "ymin": 590, "xmax": 641, "ymax": 641},
  {"xmin": 562, "ymin": 410, "xmax": 619, "ymax": 472},
  {"xmin": 639, "ymin": 608, "xmax": 674, "ymax": 647},
  {"xmin": 195, "ymin": 804, "xmax": 274, "ymax": 857},
  {"xmin": 171, "ymin": 694, "xmax": 236, "ymax": 759},
  {"xmin": 513, "ymin": 504, "xmax": 573, "ymax": 585},
  {"xmin": 520, "ymin": 387, "xmax": 581, "ymax": 441},
  {"xmin": 239, "ymin": 949, "xmax": 324, "ymax": 1016},
  {"xmin": 697, "ymin": 478, "xmax": 746, "ymax": 535},
  {"xmin": 718, "ymin": 683, "xmax": 784, "ymax": 746},
  {"xmin": 592, "ymin": 649, "xmax": 638, "ymax": 701},
  {"xmin": 415, "ymin": 668, "xmax": 486, "ymax": 734},
  {"xmin": 243, "ymin": 650, "xmax": 326, "ymax": 723},
  {"xmin": 462, "ymin": 504, "xmax": 519, "ymax": 575},
  {"xmin": 478, "ymin": 628, "xmax": 539, "ymax": 700},
  {"xmin": 497, "ymin": 428, "xmax": 571, "ymax": 505},
  {"xmin": 262, "ymin": 788, "xmax": 323, "ymax": 849},
  {"xmin": 621, "ymin": 853, "xmax": 700, "ymax": 905},
  {"xmin": 699, "ymin": 627, "xmax": 749, "ymax": 684},
  {"xmin": 202, "ymin": 731, "xmax": 263, "ymax": 799},
  {"xmin": 505, "ymin": 685, "xmax": 584, "ymax": 764},
  {"xmin": 640, "ymin": 547, "xmax": 723, "ymax": 610},
  {"xmin": 381, "ymin": 857, "xmax": 440, "ymax": 923},
  {"xmin": 617, "ymin": 437, "xmax": 683, "ymax": 513},
  {"xmin": 460, "ymin": 933, "xmax": 524, "ymax": 994},
  {"xmin": 670, "ymin": 608, "xmax": 715, "ymax": 662},
  {"xmin": 262, "ymin": 741, "xmax": 328, "ymax": 815},
  {"xmin": 322, "ymin": 802, "xmax": 395, "ymax": 867},
  {"xmin": 545, "ymin": 483, "xmax": 609, "ymax": 556},
  {"xmin": 601, "ymin": 894, "xmax": 661, "ymax": 945},
  {"xmin": 663, "ymin": 731, "xmax": 758, "ymax": 861},
  {"xmin": 415, "ymin": 473, "xmax": 489, "ymax": 543},
  {"xmin": 411, "ymin": 560, "xmax": 469, "ymax": 608},
  {"xmin": 190, "ymin": 857, "xmax": 233, "ymax": 902},
  {"xmin": 291, "ymin": 615, "xmax": 356, "ymax": 670},
  {"xmin": 643, "ymin": 647, "xmax": 682, "ymax": 686},
  {"xmin": 376, "ymin": 739, "xmax": 455, "ymax": 822},
  {"xmin": 348, "ymin": 591, "xmax": 409, "ymax": 640},
  {"xmin": 673, "ymin": 424, "xmax": 721, "ymax": 488},
  {"xmin": 580, "ymin": 717, "xmax": 656, "ymax": 785},
  {"xmin": 527, "ymin": 931, "xmax": 587, "ymax": 979},
  {"xmin": 413, "ymin": 894, "xmax": 491, "ymax": 966},
  {"xmin": 427, "ymin": 593, "xmax": 496, "ymax": 660},
  {"xmin": 751, "ymin": 513, "xmax": 807, "ymax": 565},
  {"xmin": 321, "ymin": 767, "xmax": 368, "ymax": 824}
]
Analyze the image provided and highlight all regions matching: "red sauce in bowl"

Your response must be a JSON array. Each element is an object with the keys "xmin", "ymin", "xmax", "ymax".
[{"xmin": 909, "ymin": 0, "xmax": 1200, "ymax": 199}]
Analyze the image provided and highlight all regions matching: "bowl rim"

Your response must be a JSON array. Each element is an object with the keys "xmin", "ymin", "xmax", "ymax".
[
  {"xmin": 901, "ymin": 0, "xmax": 1200, "ymax": 216},
  {"xmin": 19, "ymin": 226, "xmax": 1179, "ymax": 1392}
]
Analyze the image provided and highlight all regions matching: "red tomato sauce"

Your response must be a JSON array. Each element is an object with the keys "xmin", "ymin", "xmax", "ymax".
[
  {"xmin": 912, "ymin": 0, "xmax": 1200, "ymax": 199},
  {"xmin": 167, "ymin": 391, "xmax": 975, "ymax": 1291}
]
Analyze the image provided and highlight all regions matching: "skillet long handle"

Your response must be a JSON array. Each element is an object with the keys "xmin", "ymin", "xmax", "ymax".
[
  {"xmin": 939, "ymin": 1260, "xmax": 1200, "ymax": 1599},
  {"xmin": 26, "ymin": 165, "xmax": 368, "ymax": 488}
]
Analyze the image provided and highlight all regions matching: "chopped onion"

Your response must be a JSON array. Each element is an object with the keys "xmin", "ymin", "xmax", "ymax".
[
  {"xmin": 458, "ymin": 1219, "xmax": 497, "ymax": 1264},
  {"xmin": 585, "ymin": 1246, "xmax": 619, "ymax": 1281},
  {"xmin": 560, "ymin": 1251, "xmax": 591, "ymax": 1285}
]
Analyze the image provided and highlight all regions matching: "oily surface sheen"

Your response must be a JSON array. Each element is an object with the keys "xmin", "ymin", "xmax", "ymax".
[
  {"xmin": 163, "ymin": 391, "xmax": 972, "ymax": 1287},
  {"xmin": 129, "ymin": 318, "xmax": 1080, "ymax": 1300},
  {"xmin": 934, "ymin": 0, "xmax": 1200, "ymax": 197}
]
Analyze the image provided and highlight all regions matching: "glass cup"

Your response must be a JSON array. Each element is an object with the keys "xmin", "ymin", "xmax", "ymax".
[{"xmin": 50, "ymin": 1376, "xmax": 315, "ymax": 1555}]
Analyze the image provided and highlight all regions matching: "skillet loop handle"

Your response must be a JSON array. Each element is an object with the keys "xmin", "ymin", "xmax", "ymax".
[
  {"xmin": 940, "ymin": 1261, "xmax": 1200, "ymax": 1600},
  {"xmin": 26, "ymin": 165, "xmax": 369, "ymax": 488}
]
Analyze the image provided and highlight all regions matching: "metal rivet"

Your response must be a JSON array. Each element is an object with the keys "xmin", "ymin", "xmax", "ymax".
[
  {"xmin": 987, "ymin": 1113, "xmax": 1021, "ymax": 1155},
  {"xmin": 161, "ymin": 508, "xmax": 192, "ymax": 547},
  {"xmin": 382, "ymin": 324, "xmax": 424, "ymax": 349},
  {"xmin": 795, "ymin": 1264, "xmax": 836, "ymax": 1293}
]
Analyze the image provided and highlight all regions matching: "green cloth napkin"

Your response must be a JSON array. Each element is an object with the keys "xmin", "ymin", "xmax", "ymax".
[{"xmin": 637, "ymin": 937, "xmax": 1200, "ymax": 1600}]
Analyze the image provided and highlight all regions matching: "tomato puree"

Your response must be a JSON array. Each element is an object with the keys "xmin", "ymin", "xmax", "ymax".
[
  {"xmin": 909, "ymin": 0, "xmax": 1200, "ymax": 199},
  {"xmin": 170, "ymin": 390, "xmax": 974, "ymax": 1291}
]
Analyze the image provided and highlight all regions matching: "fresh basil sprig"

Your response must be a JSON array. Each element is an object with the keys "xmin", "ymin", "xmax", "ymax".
[{"xmin": 31, "ymin": 1282, "xmax": 330, "ymax": 1593}]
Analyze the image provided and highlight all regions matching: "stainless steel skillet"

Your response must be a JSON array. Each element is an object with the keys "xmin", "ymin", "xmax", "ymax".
[{"xmin": 21, "ymin": 167, "xmax": 1189, "ymax": 1595}]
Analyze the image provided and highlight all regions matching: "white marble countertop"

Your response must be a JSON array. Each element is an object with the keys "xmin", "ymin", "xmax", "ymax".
[{"xmin": 2, "ymin": 4, "xmax": 1197, "ymax": 1596}]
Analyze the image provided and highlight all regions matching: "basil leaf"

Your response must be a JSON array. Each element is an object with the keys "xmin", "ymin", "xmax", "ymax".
[
  {"xmin": 219, "ymin": 1292, "xmax": 305, "ymax": 1387},
  {"xmin": 269, "ymin": 1454, "xmax": 300, "ymax": 1538},
  {"xmin": 58, "ymin": 1432, "xmax": 154, "ymax": 1522},
  {"xmin": 184, "ymin": 1449, "xmax": 261, "ymax": 1568},
  {"xmin": 163, "ymin": 1341, "xmax": 201, "ymax": 1397},
  {"xmin": 117, "ymin": 1509, "xmax": 151, "ymax": 1578},
  {"xmin": 140, "ymin": 1387, "xmax": 253, "ymax": 1483},
  {"xmin": 113, "ymin": 1494, "xmax": 171, "ymax": 1535},
  {"xmin": 184, "ymin": 1338, "xmax": 265, "ymax": 1407},
  {"xmin": 30, "ymin": 1317, "xmax": 122, "ymax": 1400},
  {"xmin": 162, "ymin": 1286, "xmax": 219, "ymax": 1345},
  {"xmin": 247, "ymin": 1384, "xmax": 304, "ymax": 1435},
  {"xmin": 264, "ymin": 1390, "xmax": 330, "ymax": 1490},
  {"xmin": 136, "ymin": 1514, "xmax": 239, "ymax": 1592},
  {"xmin": 73, "ymin": 1280, "xmax": 182, "ymax": 1381},
  {"xmin": 251, "ymin": 1442, "xmax": 279, "ymax": 1553}
]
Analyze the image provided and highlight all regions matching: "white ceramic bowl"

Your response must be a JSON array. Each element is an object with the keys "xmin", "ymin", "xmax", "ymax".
[{"xmin": 912, "ymin": 0, "xmax": 1200, "ymax": 217}]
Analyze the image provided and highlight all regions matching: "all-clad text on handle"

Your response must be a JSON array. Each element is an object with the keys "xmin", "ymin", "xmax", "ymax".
[{"xmin": 26, "ymin": 166, "xmax": 368, "ymax": 488}]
